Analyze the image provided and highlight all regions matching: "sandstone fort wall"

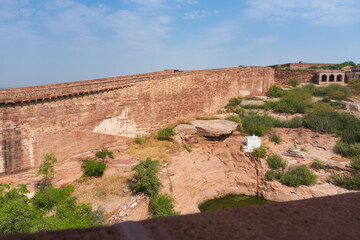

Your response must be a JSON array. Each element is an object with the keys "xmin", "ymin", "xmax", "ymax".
[
  {"xmin": 274, "ymin": 70, "xmax": 318, "ymax": 85},
  {"xmin": 0, "ymin": 67, "xmax": 274, "ymax": 175}
]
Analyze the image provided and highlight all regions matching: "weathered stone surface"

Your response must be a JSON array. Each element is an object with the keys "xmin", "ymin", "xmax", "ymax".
[
  {"xmin": 173, "ymin": 124, "xmax": 197, "ymax": 142},
  {"xmin": 192, "ymin": 120, "xmax": 238, "ymax": 138}
]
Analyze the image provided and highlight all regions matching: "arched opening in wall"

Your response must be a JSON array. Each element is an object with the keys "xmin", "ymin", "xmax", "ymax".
[
  {"xmin": 321, "ymin": 75, "xmax": 327, "ymax": 82},
  {"xmin": 337, "ymin": 75, "xmax": 343, "ymax": 82},
  {"xmin": 329, "ymin": 75, "xmax": 335, "ymax": 82}
]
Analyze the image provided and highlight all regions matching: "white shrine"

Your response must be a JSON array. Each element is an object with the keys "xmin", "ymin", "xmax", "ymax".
[{"xmin": 244, "ymin": 134, "xmax": 261, "ymax": 152}]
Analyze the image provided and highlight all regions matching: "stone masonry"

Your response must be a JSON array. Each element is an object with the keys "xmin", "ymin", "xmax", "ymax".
[{"xmin": 0, "ymin": 67, "xmax": 274, "ymax": 175}]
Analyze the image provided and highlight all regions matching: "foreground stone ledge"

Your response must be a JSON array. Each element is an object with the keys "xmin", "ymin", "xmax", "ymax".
[{"xmin": 1, "ymin": 192, "xmax": 359, "ymax": 240}]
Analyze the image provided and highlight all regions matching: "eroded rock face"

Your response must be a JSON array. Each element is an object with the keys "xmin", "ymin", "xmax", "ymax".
[
  {"xmin": 160, "ymin": 138, "xmax": 258, "ymax": 214},
  {"xmin": 192, "ymin": 120, "xmax": 238, "ymax": 138}
]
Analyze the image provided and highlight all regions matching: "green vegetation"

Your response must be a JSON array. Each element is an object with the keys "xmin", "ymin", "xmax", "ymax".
[
  {"xmin": 241, "ymin": 104, "xmax": 265, "ymax": 109},
  {"xmin": 198, "ymin": 194, "xmax": 272, "ymax": 212},
  {"xmin": 252, "ymin": 145, "xmax": 268, "ymax": 159},
  {"xmin": 82, "ymin": 157, "xmax": 107, "ymax": 178},
  {"xmin": 132, "ymin": 158, "xmax": 162, "ymax": 196},
  {"xmin": 0, "ymin": 164, "xmax": 105, "ymax": 234},
  {"xmin": 290, "ymin": 78, "xmax": 301, "ymax": 87},
  {"xmin": 285, "ymin": 116, "xmax": 303, "ymax": 128},
  {"xmin": 270, "ymin": 133, "xmax": 282, "ymax": 144},
  {"xmin": 273, "ymin": 99, "xmax": 306, "ymax": 114},
  {"xmin": 157, "ymin": 127, "xmax": 176, "ymax": 141},
  {"xmin": 243, "ymin": 115, "xmax": 283, "ymax": 136},
  {"xmin": 267, "ymin": 85, "xmax": 286, "ymax": 98},
  {"xmin": 351, "ymin": 155, "xmax": 360, "ymax": 170},
  {"xmin": 265, "ymin": 170, "xmax": 275, "ymax": 181},
  {"xmin": 280, "ymin": 165, "xmax": 317, "ymax": 187},
  {"xmin": 244, "ymin": 96, "xmax": 261, "ymax": 100},
  {"xmin": 328, "ymin": 173, "xmax": 360, "ymax": 190},
  {"xmin": 225, "ymin": 114, "xmax": 241, "ymax": 124},
  {"xmin": 95, "ymin": 148, "xmax": 114, "ymax": 162},
  {"xmin": 266, "ymin": 154, "xmax": 287, "ymax": 170},
  {"xmin": 334, "ymin": 142, "xmax": 360, "ymax": 158},
  {"xmin": 183, "ymin": 143, "xmax": 192, "ymax": 153},
  {"xmin": 225, "ymin": 97, "xmax": 243, "ymax": 110},
  {"xmin": 311, "ymin": 159, "xmax": 327, "ymax": 169},
  {"xmin": 149, "ymin": 193, "xmax": 180, "ymax": 218},
  {"xmin": 38, "ymin": 153, "xmax": 57, "ymax": 185},
  {"xmin": 306, "ymin": 61, "xmax": 356, "ymax": 70},
  {"xmin": 135, "ymin": 135, "xmax": 145, "ymax": 145},
  {"xmin": 131, "ymin": 158, "xmax": 179, "ymax": 218}
]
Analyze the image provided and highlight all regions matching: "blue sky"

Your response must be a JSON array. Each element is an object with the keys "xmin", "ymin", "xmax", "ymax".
[{"xmin": 1, "ymin": 0, "xmax": 360, "ymax": 88}]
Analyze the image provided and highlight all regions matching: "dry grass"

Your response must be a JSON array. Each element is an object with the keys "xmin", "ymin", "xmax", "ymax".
[
  {"xmin": 125, "ymin": 136, "xmax": 180, "ymax": 164},
  {"xmin": 72, "ymin": 174, "xmax": 131, "ymax": 205},
  {"xmin": 195, "ymin": 115, "xmax": 220, "ymax": 120},
  {"xmin": 330, "ymin": 156, "xmax": 351, "ymax": 162},
  {"xmin": 167, "ymin": 118, "xmax": 194, "ymax": 129}
]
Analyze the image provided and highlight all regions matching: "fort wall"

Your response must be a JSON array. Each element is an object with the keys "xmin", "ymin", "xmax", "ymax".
[
  {"xmin": 274, "ymin": 70, "xmax": 318, "ymax": 85},
  {"xmin": 0, "ymin": 67, "xmax": 274, "ymax": 175}
]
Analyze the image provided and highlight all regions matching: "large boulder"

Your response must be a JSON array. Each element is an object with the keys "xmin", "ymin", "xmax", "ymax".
[
  {"xmin": 173, "ymin": 124, "xmax": 197, "ymax": 142},
  {"xmin": 192, "ymin": 120, "xmax": 238, "ymax": 138}
]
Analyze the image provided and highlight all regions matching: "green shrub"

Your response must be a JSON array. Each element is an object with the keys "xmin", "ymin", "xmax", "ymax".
[
  {"xmin": 244, "ymin": 96, "xmax": 261, "ymax": 100},
  {"xmin": 225, "ymin": 115, "xmax": 241, "ymax": 124},
  {"xmin": 311, "ymin": 159, "xmax": 327, "ymax": 169},
  {"xmin": 157, "ymin": 128, "xmax": 176, "ymax": 141},
  {"xmin": 290, "ymin": 78, "xmax": 301, "ymax": 87},
  {"xmin": 149, "ymin": 193, "xmax": 180, "ymax": 218},
  {"xmin": 243, "ymin": 115, "xmax": 274, "ymax": 136},
  {"xmin": 132, "ymin": 158, "xmax": 162, "ymax": 196},
  {"xmin": 270, "ymin": 133, "xmax": 282, "ymax": 144},
  {"xmin": 31, "ymin": 185, "xmax": 74, "ymax": 211},
  {"xmin": 331, "ymin": 100, "xmax": 345, "ymax": 109},
  {"xmin": 280, "ymin": 165, "xmax": 317, "ymax": 187},
  {"xmin": 334, "ymin": 141, "xmax": 360, "ymax": 158},
  {"xmin": 265, "ymin": 170, "xmax": 275, "ymax": 181},
  {"xmin": 351, "ymin": 155, "xmax": 360, "ymax": 170},
  {"xmin": 263, "ymin": 100, "xmax": 277, "ymax": 111},
  {"xmin": 226, "ymin": 97, "xmax": 243, "ymax": 110},
  {"xmin": 252, "ymin": 145, "xmax": 267, "ymax": 159},
  {"xmin": 241, "ymin": 104, "xmax": 265, "ymax": 109},
  {"xmin": 328, "ymin": 173, "xmax": 360, "ymax": 190},
  {"xmin": 267, "ymin": 85, "xmax": 286, "ymax": 98},
  {"xmin": 285, "ymin": 116, "xmax": 303, "ymax": 128},
  {"xmin": 81, "ymin": 158, "xmax": 106, "ymax": 177},
  {"xmin": 307, "ymin": 102, "xmax": 335, "ymax": 115},
  {"xmin": 325, "ymin": 84, "xmax": 349, "ymax": 100},
  {"xmin": 282, "ymin": 88, "xmax": 313, "ymax": 106},
  {"xmin": 95, "ymin": 148, "xmax": 114, "ymax": 162},
  {"xmin": 303, "ymin": 114, "xmax": 340, "ymax": 133},
  {"xmin": 303, "ymin": 83, "xmax": 316, "ymax": 91},
  {"xmin": 321, "ymin": 97, "xmax": 332, "ymax": 103},
  {"xmin": 267, "ymin": 154, "xmax": 287, "ymax": 170},
  {"xmin": 273, "ymin": 99, "xmax": 306, "ymax": 114}
]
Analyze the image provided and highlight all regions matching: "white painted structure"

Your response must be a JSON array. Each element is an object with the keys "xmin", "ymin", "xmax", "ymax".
[{"xmin": 244, "ymin": 134, "xmax": 261, "ymax": 152}]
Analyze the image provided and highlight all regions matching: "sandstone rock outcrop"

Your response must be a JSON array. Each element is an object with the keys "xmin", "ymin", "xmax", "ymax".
[
  {"xmin": 173, "ymin": 124, "xmax": 197, "ymax": 142},
  {"xmin": 192, "ymin": 120, "xmax": 238, "ymax": 138}
]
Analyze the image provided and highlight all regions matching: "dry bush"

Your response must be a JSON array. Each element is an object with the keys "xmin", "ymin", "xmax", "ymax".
[
  {"xmin": 72, "ymin": 174, "xmax": 131, "ymax": 205},
  {"xmin": 125, "ymin": 136, "xmax": 180, "ymax": 164},
  {"xmin": 166, "ymin": 118, "xmax": 194, "ymax": 129}
]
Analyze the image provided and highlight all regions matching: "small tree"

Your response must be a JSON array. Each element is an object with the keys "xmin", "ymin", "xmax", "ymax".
[
  {"xmin": 157, "ymin": 128, "xmax": 176, "ymax": 141},
  {"xmin": 132, "ymin": 158, "xmax": 162, "ymax": 196},
  {"xmin": 38, "ymin": 153, "xmax": 57, "ymax": 185},
  {"xmin": 267, "ymin": 154, "xmax": 287, "ymax": 170},
  {"xmin": 95, "ymin": 148, "xmax": 114, "ymax": 162},
  {"xmin": 82, "ymin": 157, "xmax": 106, "ymax": 178}
]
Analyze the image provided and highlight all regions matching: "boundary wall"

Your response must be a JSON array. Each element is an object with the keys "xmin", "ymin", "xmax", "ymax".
[{"xmin": 0, "ymin": 67, "xmax": 274, "ymax": 175}]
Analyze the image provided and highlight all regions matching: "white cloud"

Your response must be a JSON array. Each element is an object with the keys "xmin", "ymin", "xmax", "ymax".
[
  {"xmin": 183, "ymin": 10, "xmax": 219, "ymax": 20},
  {"xmin": 244, "ymin": 0, "xmax": 360, "ymax": 26}
]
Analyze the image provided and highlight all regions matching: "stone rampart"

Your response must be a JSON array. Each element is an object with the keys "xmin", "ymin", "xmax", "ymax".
[
  {"xmin": 274, "ymin": 70, "xmax": 318, "ymax": 85},
  {"xmin": 0, "ymin": 67, "xmax": 274, "ymax": 175}
]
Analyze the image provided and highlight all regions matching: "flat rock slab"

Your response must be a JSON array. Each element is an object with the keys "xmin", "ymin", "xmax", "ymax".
[
  {"xmin": 192, "ymin": 120, "xmax": 238, "ymax": 137},
  {"xmin": 173, "ymin": 124, "xmax": 197, "ymax": 135}
]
